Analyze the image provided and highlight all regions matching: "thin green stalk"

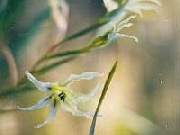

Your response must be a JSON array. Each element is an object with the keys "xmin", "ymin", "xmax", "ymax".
[{"xmin": 89, "ymin": 61, "xmax": 117, "ymax": 135}]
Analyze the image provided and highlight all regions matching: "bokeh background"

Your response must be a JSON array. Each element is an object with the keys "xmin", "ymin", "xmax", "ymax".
[{"xmin": 0, "ymin": 0, "xmax": 180, "ymax": 135}]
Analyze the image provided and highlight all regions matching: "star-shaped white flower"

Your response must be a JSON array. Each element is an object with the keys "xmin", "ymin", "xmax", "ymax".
[
  {"xmin": 124, "ymin": 0, "xmax": 161, "ymax": 17},
  {"xmin": 17, "ymin": 71, "xmax": 103, "ymax": 128},
  {"xmin": 107, "ymin": 15, "xmax": 138, "ymax": 44},
  {"xmin": 103, "ymin": 0, "xmax": 161, "ymax": 15},
  {"xmin": 99, "ymin": 0, "xmax": 161, "ymax": 36}
]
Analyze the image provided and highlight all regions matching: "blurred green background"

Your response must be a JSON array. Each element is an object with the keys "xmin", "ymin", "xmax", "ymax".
[{"xmin": 0, "ymin": 0, "xmax": 180, "ymax": 135}]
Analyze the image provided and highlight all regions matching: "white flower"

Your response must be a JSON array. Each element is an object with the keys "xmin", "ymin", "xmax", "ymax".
[
  {"xmin": 103, "ymin": 0, "xmax": 161, "ymax": 14},
  {"xmin": 106, "ymin": 15, "xmax": 138, "ymax": 44},
  {"xmin": 124, "ymin": 0, "xmax": 161, "ymax": 17},
  {"xmin": 17, "ymin": 71, "xmax": 103, "ymax": 128},
  {"xmin": 103, "ymin": 0, "xmax": 119, "ymax": 11},
  {"xmin": 99, "ymin": 0, "xmax": 161, "ymax": 36}
]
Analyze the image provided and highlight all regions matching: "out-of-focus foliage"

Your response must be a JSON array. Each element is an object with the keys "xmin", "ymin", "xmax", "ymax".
[{"xmin": 0, "ymin": 0, "xmax": 51, "ymax": 53}]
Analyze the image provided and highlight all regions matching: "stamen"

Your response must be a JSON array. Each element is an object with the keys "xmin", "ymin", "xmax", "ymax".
[{"xmin": 58, "ymin": 92, "xmax": 66, "ymax": 102}]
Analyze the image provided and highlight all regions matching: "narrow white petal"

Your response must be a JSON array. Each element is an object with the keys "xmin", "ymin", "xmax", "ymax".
[
  {"xmin": 108, "ymin": 32, "xmax": 120, "ymax": 43},
  {"xmin": 125, "ymin": 7, "xmax": 144, "ymax": 17},
  {"xmin": 64, "ymin": 72, "xmax": 104, "ymax": 86},
  {"xmin": 98, "ymin": 0, "xmax": 161, "ymax": 36},
  {"xmin": 71, "ymin": 106, "xmax": 101, "ymax": 118},
  {"xmin": 103, "ymin": 0, "xmax": 118, "ymax": 11},
  {"xmin": 76, "ymin": 83, "xmax": 102, "ymax": 102},
  {"xmin": 62, "ymin": 103, "xmax": 93, "ymax": 118},
  {"xmin": 125, "ymin": 0, "xmax": 160, "ymax": 17},
  {"xmin": 138, "ymin": 3, "xmax": 160, "ymax": 13},
  {"xmin": 35, "ymin": 101, "xmax": 57, "ymax": 128},
  {"xmin": 26, "ymin": 71, "xmax": 51, "ymax": 92},
  {"xmin": 117, "ymin": 16, "xmax": 136, "ymax": 29},
  {"xmin": 116, "ymin": 33, "xmax": 139, "ymax": 43},
  {"xmin": 132, "ymin": 3, "xmax": 159, "ymax": 12},
  {"xmin": 17, "ymin": 96, "xmax": 50, "ymax": 111},
  {"xmin": 116, "ymin": 23, "xmax": 134, "ymax": 32},
  {"xmin": 136, "ymin": 0, "xmax": 161, "ymax": 6}
]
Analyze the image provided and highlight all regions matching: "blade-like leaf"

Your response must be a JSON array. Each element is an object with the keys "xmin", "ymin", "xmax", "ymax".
[
  {"xmin": 31, "ymin": 3, "xmax": 128, "ymax": 69},
  {"xmin": 34, "ymin": 33, "xmax": 111, "ymax": 74},
  {"xmin": 33, "ymin": 57, "xmax": 76, "ymax": 75},
  {"xmin": 0, "ymin": 81, "xmax": 34, "ymax": 99},
  {"xmin": 89, "ymin": 61, "xmax": 117, "ymax": 135},
  {"xmin": 44, "ymin": 48, "xmax": 88, "ymax": 60},
  {"xmin": 47, "ymin": 2, "xmax": 128, "ymax": 49},
  {"xmin": 62, "ymin": 20, "xmax": 108, "ymax": 43},
  {"xmin": 40, "ymin": 32, "xmax": 110, "ymax": 62}
]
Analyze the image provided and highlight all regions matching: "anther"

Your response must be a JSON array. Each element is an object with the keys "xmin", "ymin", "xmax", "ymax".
[{"xmin": 58, "ymin": 92, "xmax": 66, "ymax": 102}]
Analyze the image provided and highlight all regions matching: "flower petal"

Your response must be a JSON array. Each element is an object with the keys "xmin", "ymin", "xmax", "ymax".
[
  {"xmin": 107, "ymin": 32, "xmax": 138, "ymax": 44},
  {"xmin": 61, "ymin": 103, "xmax": 94, "ymax": 118},
  {"xmin": 125, "ymin": 0, "xmax": 161, "ymax": 17},
  {"xmin": 64, "ymin": 72, "xmax": 104, "ymax": 86},
  {"xmin": 35, "ymin": 100, "xmax": 57, "ymax": 128},
  {"xmin": 116, "ymin": 15, "xmax": 136, "ymax": 31},
  {"xmin": 76, "ymin": 83, "xmax": 102, "ymax": 102},
  {"xmin": 99, "ymin": 0, "xmax": 161, "ymax": 36},
  {"xmin": 17, "ymin": 96, "xmax": 50, "ymax": 111},
  {"xmin": 120, "ymin": 33, "xmax": 138, "ymax": 43},
  {"xmin": 136, "ymin": 0, "xmax": 161, "ymax": 7},
  {"xmin": 26, "ymin": 71, "xmax": 51, "ymax": 92},
  {"xmin": 103, "ymin": 0, "xmax": 118, "ymax": 12}
]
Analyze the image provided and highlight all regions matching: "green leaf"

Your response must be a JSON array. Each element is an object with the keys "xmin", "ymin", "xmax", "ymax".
[
  {"xmin": 31, "ymin": 1, "xmax": 129, "ymax": 70},
  {"xmin": 33, "ymin": 29, "xmax": 113, "ymax": 74},
  {"xmin": 44, "ymin": 48, "xmax": 88, "ymax": 60},
  {"xmin": 62, "ymin": 20, "xmax": 108, "ymax": 43},
  {"xmin": 31, "ymin": 32, "xmax": 110, "ymax": 73},
  {"xmin": 89, "ymin": 61, "xmax": 118, "ymax": 135},
  {"xmin": 50, "ymin": 1, "xmax": 128, "ymax": 48},
  {"xmin": 33, "ymin": 57, "xmax": 76, "ymax": 75},
  {"xmin": 32, "ymin": 46, "xmax": 91, "ymax": 73},
  {"xmin": 0, "ymin": 81, "xmax": 34, "ymax": 99},
  {"xmin": 40, "ymin": 32, "xmax": 110, "ymax": 62}
]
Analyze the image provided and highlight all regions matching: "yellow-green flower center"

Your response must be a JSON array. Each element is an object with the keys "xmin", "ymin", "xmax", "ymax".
[{"xmin": 50, "ymin": 83, "xmax": 67, "ymax": 102}]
